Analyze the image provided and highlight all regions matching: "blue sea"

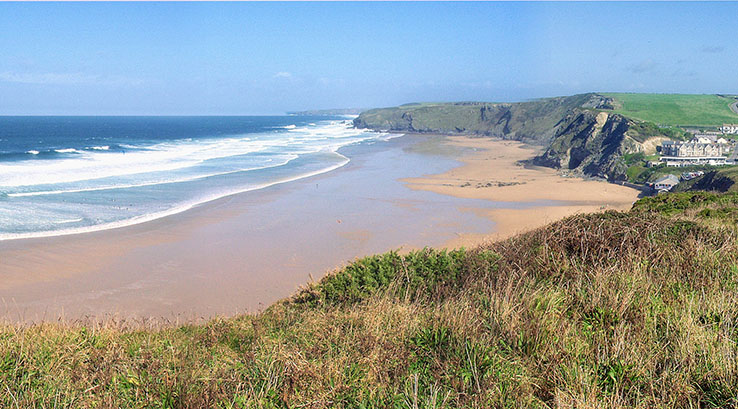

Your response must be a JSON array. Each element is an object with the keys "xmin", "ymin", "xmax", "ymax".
[{"xmin": 0, "ymin": 116, "xmax": 392, "ymax": 240}]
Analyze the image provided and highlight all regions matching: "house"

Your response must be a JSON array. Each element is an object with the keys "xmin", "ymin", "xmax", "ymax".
[
  {"xmin": 691, "ymin": 134, "xmax": 730, "ymax": 144},
  {"xmin": 653, "ymin": 174, "xmax": 680, "ymax": 192},
  {"xmin": 692, "ymin": 135, "xmax": 714, "ymax": 144}
]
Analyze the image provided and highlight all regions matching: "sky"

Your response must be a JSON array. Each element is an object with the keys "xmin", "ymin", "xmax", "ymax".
[{"xmin": 0, "ymin": 2, "xmax": 736, "ymax": 115}]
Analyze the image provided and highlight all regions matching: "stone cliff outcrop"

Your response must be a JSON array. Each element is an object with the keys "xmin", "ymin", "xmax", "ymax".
[{"xmin": 353, "ymin": 94, "xmax": 615, "ymax": 145}]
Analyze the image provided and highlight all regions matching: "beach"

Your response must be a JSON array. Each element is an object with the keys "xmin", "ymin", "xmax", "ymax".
[
  {"xmin": 0, "ymin": 134, "xmax": 640, "ymax": 323},
  {"xmin": 403, "ymin": 136, "xmax": 642, "ymax": 247}
]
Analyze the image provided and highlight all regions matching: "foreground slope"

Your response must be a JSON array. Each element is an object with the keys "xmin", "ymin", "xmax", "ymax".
[{"xmin": 4, "ymin": 192, "xmax": 738, "ymax": 408}]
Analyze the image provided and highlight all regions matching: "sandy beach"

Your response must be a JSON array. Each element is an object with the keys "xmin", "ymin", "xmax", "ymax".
[
  {"xmin": 0, "ymin": 134, "xmax": 640, "ymax": 323},
  {"xmin": 402, "ymin": 136, "xmax": 642, "ymax": 247}
]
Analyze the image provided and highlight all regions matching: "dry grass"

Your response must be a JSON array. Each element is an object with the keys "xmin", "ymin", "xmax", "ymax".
[{"xmin": 3, "ymin": 192, "xmax": 738, "ymax": 408}]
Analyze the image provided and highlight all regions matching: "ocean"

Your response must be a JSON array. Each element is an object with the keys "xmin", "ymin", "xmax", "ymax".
[{"xmin": 0, "ymin": 116, "xmax": 391, "ymax": 240}]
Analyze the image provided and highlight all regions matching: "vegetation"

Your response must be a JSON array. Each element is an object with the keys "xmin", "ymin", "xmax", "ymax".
[
  {"xmin": 624, "ymin": 120, "xmax": 689, "ymax": 142},
  {"xmin": 5, "ymin": 193, "xmax": 738, "ymax": 407},
  {"xmin": 603, "ymin": 93, "xmax": 738, "ymax": 127},
  {"xmin": 624, "ymin": 163, "xmax": 708, "ymax": 184},
  {"xmin": 675, "ymin": 167, "xmax": 738, "ymax": 193},
  {"xmin": 622, "ymin": 159, "xmax": 738, "ymax": 187},
  {"xmin": 353, "ymin": 94, "xmax": 608, "ymax": 144},
  {"xmin": 632, "ymin": 190, "xmax": 738, "ymax": 216}
]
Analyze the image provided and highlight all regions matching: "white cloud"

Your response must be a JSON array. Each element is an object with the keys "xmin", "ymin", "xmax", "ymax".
[{"xmin": 273, "ymin": 71, "xmax": 293, "ymax": 79}]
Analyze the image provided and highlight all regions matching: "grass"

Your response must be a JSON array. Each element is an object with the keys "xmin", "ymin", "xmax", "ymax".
[
  {"xmin": 5, "ymin": 193, "xmax": 738, "ymax": 407},
  {"xmin": 624, "ymin": 120, "xmax": 689, "ymax": 142},
  {"xmin": 602, "ymin": 93, "xmax": 738, "ymax": 127}
]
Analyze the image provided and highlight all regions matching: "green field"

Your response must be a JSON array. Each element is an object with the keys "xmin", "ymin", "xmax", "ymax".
[{"xmin": 602, "ymin": 93, "xmax": 738, "ymax": 127}]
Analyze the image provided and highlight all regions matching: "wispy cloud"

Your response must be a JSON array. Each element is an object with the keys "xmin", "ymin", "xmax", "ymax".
[
  {"xmin": 272, "ymin": 71, "xmax": 293, "ymax": 79},
  {"xmin": 0, "ymin": 72, "xmax": 143, "ymax": 86},
  {"xmin": 627, "ymin": 59, "xmax": 658, "ymax": 74},
  {"xmin": 701, "ymin": 45, "xmax": 725, "ymax": 54}
]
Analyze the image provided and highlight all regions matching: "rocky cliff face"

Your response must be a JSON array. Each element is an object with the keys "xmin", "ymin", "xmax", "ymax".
[
  {"xmin": 532, "ymin": 111, "xmax": 646, "ymax": 181},
  {"xmin": 353, "ymin": 94, "xmax": 615, "ymax": 145}
]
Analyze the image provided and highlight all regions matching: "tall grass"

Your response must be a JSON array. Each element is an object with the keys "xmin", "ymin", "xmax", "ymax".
[{"xmin": 3, "ymin": 193, "xmax": 738, "ymax": 408}]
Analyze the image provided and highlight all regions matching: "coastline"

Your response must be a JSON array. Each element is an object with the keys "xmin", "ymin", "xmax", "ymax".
[
  {"xmin": 0, "ymin": 133, "xmax": 640, "ymax": 323},
  {"xmin": 0, "ymin": 135, "xmax": 492, "ymax": 323},
  {"xmin": 0, "ymin": 154, "xmax": 352, "ymax": 242}
]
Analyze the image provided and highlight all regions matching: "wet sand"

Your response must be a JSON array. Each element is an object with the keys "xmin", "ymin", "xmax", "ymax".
[{"xmin": 0, "ymin": 134, "xmax": 640, "ymax": 323}]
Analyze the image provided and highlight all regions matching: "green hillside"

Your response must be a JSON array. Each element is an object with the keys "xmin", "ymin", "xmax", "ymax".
[
  {"xmin": 5, "ymin": 192, "xmax": 738, "ymax": 408},
  {"xmin": 602, "ymin": 93, "xmax": 738, "ymax": 127}
]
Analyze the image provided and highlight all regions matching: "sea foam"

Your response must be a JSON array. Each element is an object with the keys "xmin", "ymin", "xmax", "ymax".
[{"xmin": 0, "ymin": 118, "xmax": 391, "ymax": 240}]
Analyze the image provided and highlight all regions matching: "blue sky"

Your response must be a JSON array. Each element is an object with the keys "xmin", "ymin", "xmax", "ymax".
[{"xmin": 0, "ymin": 2, "xmax": 736, "ymax": 115}]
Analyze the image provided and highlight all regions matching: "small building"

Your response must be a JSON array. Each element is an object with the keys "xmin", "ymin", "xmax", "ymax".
[
  {"xmin": 653, "ymin": 174, "xmax": 680, "ymax": 192},
  {"xmin": 721, "ymin": 124, "xmax": 738, "ymax": 134}
]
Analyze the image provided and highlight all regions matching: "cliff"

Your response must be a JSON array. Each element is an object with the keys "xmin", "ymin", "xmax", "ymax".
[
  {"xmin": 353, "ymin": 93, "xmax": 614, "ymax": 145},
  {"xmin": 530, "ymin": 110, "xmax": 667, "ymax": 181},
  {"xmin": 287, "ymin": 108, "xmax": 365, "ymax": 116}
]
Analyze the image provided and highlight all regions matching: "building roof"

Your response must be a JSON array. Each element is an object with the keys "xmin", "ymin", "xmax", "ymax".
[{"xmin": 654, "ymin": 174, "xmax": 680, "ymax": 185}]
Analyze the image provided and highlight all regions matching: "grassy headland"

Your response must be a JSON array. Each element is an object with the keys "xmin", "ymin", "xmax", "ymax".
[
  {"xmin": 4, "ymin": 192, "xmax": 738, "ymax": 408},
  {"xmin": 602, "ymin": 93, "xmax": 738, "ymax": 127}
]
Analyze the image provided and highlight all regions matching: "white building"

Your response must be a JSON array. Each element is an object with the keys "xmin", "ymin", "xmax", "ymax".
[
  {"xmin": 692, "ymin": 134, "xmax": 729, "ymax": 144},
  {"xmin": 659, "ymin": 136, "xmax": 732, "ymax": 167},
  {"xmin": 661, "ymin": 156, "xmax": 727, "ymax": 167},
  {"xmin": 721, "ymin": 124, "xmax": 738, "ymax": 134},
  {"xmin": 653, "ymin": 174, "xmax": 680, "ymax": 192},
  {"xmin": 661, "ymin": 140, "xmax": 729, "ymax": 157}
]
